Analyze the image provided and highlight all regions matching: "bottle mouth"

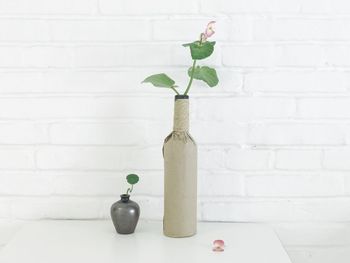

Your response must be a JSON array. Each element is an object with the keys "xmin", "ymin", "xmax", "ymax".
[
  {"xmin": 120, "ymin": 194, "xmax": 130, "ymax": 202},
  {"xmin": 175, "ymin": 95, "xmax": 189, "ymax": 100}
]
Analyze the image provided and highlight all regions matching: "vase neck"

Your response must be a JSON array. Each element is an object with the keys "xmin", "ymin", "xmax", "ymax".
[
  {"xmin": 120, "ymin": 194, "xmax": 130, "ymax": 203},
  {"xmin": 173, "ymin": 96, "xmax": 189, "ymax": 132}
]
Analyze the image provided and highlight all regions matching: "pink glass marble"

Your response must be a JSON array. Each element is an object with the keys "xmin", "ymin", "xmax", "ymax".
[{"xmin": 213, "ymin": 239, "xmax": 225, "ymax": 252}]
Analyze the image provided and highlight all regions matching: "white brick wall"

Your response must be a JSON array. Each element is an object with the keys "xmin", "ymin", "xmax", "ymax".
[{"xmin": 0, "ymin": 1, "xmax": 350, "ymax": 262}]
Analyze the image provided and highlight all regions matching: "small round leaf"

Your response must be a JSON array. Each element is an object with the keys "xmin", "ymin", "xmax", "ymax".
[{"xmin": 126, "ymin": 174, "xmax": 139, "ymax": 185}]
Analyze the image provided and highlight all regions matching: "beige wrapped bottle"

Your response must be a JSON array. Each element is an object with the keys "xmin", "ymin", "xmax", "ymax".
[{"xmin": 163, "ymin": 95, "xmax": 197, "ymax": 238}]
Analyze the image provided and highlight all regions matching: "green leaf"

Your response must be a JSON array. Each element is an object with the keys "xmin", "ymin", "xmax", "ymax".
[
  {"xmin": 183, "ymin": 41, "xmax": 215, "ymax": 60},
  {"xmin": 188, "ymin": 66, "xmax": 219, "ymax": 87},
  {"xmin": 142, "ymin": 73, "xmax": 176, "ymax": 88},
  {"xmin": 126, "ymin": 174, "xmax": 139, "ymax": 185}
]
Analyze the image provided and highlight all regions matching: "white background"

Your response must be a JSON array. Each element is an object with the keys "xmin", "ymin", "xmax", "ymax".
[{"xmin": 0, "ymin": 0, "xmax": 350, "ymax": 262}]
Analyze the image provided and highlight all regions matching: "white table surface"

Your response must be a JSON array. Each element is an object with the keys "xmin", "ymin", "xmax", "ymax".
[{"xmin": 0, "ymin": 220, "xmax": 291, "ymax": 263}]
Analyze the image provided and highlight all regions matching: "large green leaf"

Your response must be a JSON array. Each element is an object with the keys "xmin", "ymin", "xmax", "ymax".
[
  {"xmin": 126, "ymin": 174, "xmax": 139, "ymax": 185},
  {"xmin": 188, "ymin": 66, "xmax": 219, "ymax": 87},
  {"xmin": 183, "ymin": 41, "xmax": 215, "ymax": 60},
  {"xmin": 142, "ymin": 73, "xmax": 176, "ymax": 88}
]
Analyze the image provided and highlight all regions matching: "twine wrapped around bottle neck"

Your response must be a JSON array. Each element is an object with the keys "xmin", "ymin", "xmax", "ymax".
[{"xmin": 173, "ymin": 96, "xmax": 189, "ymax": 132}]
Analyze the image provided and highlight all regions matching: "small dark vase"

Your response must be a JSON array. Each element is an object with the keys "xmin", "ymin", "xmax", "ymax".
[{"xmin": 110, "ymin": 194, "xmax": 140, "ymax": 234}]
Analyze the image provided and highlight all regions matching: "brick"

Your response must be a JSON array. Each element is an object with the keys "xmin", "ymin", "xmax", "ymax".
[
  {"xmin": 124, "ymin": 44, "xmax": 172, "ymax": 67},
  {"xmin": 153, "ymin": 19, "xmax": 229, "ymax": 41},
  {"xmin": 229, "ymin": 15, "xmax": 255, "ymax": 41},
  {"xmin": 343, "ymin": 175, "xmax": 350, "ymax": 195},
  {"xmin": 73, "ymin": 46, "xmax": 124, "ymax": 68},
  {"xmin": 0, "ymin": 97, "xmax": 97, "ymax": 119},
  {"xmin": 22, "ymin": 46, "xmax": 72, "ymax": 68},
  {"xmin": 11, "ymin": 197, "xmax": 103, "ymax": 219},
  {"xmin": 99, "ymin": 0, "xmax": 198, "ymax": 15},
  {"xmin": 200, "ymin": 0, "xmax": 301, "ymax": 13},
  {"xmin": 92, "ymin": 97, "xmax": 172, "ymax": 120},
  {"xmin": 192, "ymin": 121, "xmax": 247, "ymax": 144},
  {"xmin": 223, "ymin": 44, "xmax": 275, "ymax": 67},
  {"xmin": 0, "ymin": 199, "xmax": 11, "ymax": 218},
  {"xmin": 275, "ymin": 44, "xmax": 325, "ymax": 67},
  {"xmin": 53, "ymin": 171, "xmax": 163, "ymax": 196},
  {"xmin": 199, "ymin": 172, "xmax": 244, "ymax": 196},
  {"xmin": 325, "ymin": 45, "xmax": 350, "ymax": 66},
  {"xmin": 49, "ymin": 121, "xmax": 146, "ymax": 145},
  {"xmin": 245, "ymin": 71, "xmax": 350, "ymax": 93},
  {"xmin": 144, "ymin": 121, "xmax": 172, "ymax": 145},
  {"xmin": 0, "ymin": 122, "xmax": 48, "ymax": 144},
  {"xmin": 201, "ymin": 198, "xmax": 296, "ymax": 221},
  {"xmin": 223, "ymin": 44, "xmax": 325, "ymax": 67},
  {"xmin": 53, "ymin": 173, "xmax": 122, "ymax": 196},
  {"xmin": 275, "ymin": 150, "xmax": 322, "ymax": 169},
  {"xmin": 0, "ymin": 0, "xmax": 97, "ymax": 14},
  {"xmin": 197, "ymin": 97, "xmax": 296, "ymax": 121},
  {"xmin": 298, "ymin": 98, "xmax": 350, "ymax": 119},
  {"xmin": 0, "ymin": 172, "xmax": 53, "ymax": 195},
  {"xmin": 198, "ymin": 148, "xmax": 225, "ymax": 170},
  {"xmin": 51, "ymin": 20, "xmax": 150, "ymax": 42},
  {"xmin": 36, "ymin": 146, "xmax": 126, "ymax": 170},
  {"xmin": 0, "ymin": 147, "xmax": 35, "ymax": 169},
  {"xmin": 124, "ymin": 44, "xmax": 221, "ymax": 67},
  {"xmin": 0, "ymin": 70, "xmax": 172, "ymax": 94},
  {"xmin": 226, "ymin": 147, "xmax": 271, "ymax": 170},
  {"xmin": 329, "ymin": 0, "xmax": 350, "ymax": 14},
  {"xmin": 301, "ymin": 0, "xmax": 350, "ymax": 14},
  {"xmin": 124, "ymin": 147, "xmax": 162, "ymax": 170},
  {"xmin": 248, "ymin": 123, "xmax": 345, "ymax": 145},
  {"xmin": 324, "ymin": 148, "xmax": 350, "ymax": 170},
  {"xmin": 36, "ymin": 146, "xmax": 162, "ymax": 170},
  {"xmin": 0, "ymin": 46, "xmax": 72, "ymax": 69},
  {"xmin": 0, "ymin": 97, "xmax": 171, "ymax": 120},
  {"xmin": 254, "ymin": 18, "xmax": 350, "ymax": 41},
  {"xmin": 0, "ymin": 72, "xmax": 45, "ymax": 93},
  {"xmin": 0, "ymin": 46, "xmax": 71, "ymax": 68},
  {"xmin": 245, "ymin": 173, "xmax": 344, "ymax": 196},
  {"xmin": 0, "ymin": 20, "xmax": 50, "ymax": 41},
  {"xmin": 202, "ymin": 197, "xmax": 350, "ymax": 222},
  {"xmin": 42, "ymin": 70, "xmax": 161, "ymax": 94},
  {"xmin": 0, "ymin": 47, "xmax": 22, "ymax": 67}
]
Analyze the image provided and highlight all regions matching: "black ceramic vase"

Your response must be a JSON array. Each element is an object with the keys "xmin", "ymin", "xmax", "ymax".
[{"xmin": 110, "ymin": 194, "xmax": 140, "ymax": 234}]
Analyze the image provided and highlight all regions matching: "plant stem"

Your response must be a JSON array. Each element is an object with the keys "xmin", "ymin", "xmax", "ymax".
[
  {"xmin": 184, "ymin": 59, "xmax": 197, "ymax": 95},
  {"xmin": 170, "ymin": 86, "xmax": 180, "ymax": 95},
  {"xmin": 126, "ymin": 185, "xmax": 133, "ymax": 195}
]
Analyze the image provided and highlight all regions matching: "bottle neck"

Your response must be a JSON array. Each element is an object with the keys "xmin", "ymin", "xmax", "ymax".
[{"xmin": 173, "ymin": 97, "xmax": 189, "ymax": 132}]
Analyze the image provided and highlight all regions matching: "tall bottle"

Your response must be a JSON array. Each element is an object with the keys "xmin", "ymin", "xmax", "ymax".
[{"xmin": 163, "ymin": 95, "xmax": 197, "ymax": 237}]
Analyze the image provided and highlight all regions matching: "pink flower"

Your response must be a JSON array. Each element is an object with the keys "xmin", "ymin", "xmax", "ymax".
[
  {"xmin": 205, "ymin": 21, "xmax": 216, "ymax": 38},
  {"xmin": 201, "ymin": 21, "xmax": 216, "ymax": 42},
  {"xmin": 212, "ymin": 239, "xmax": 225, "ymax": 252}
]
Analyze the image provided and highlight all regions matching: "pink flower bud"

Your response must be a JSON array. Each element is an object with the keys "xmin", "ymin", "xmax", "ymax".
[{"xmin": 204, "ymin": 21, "xmax": 216, "ymax": 39}]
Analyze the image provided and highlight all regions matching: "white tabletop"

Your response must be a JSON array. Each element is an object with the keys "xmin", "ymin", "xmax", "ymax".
[{"xmin": 0, "ymin": 220, "xmax": 291, "ymax": 263}]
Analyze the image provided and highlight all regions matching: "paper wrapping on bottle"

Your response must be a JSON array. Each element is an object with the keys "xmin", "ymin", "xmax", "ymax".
[{"xmin": 163, "ymin": 98, "xmax": 197, "ymax": 237}]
